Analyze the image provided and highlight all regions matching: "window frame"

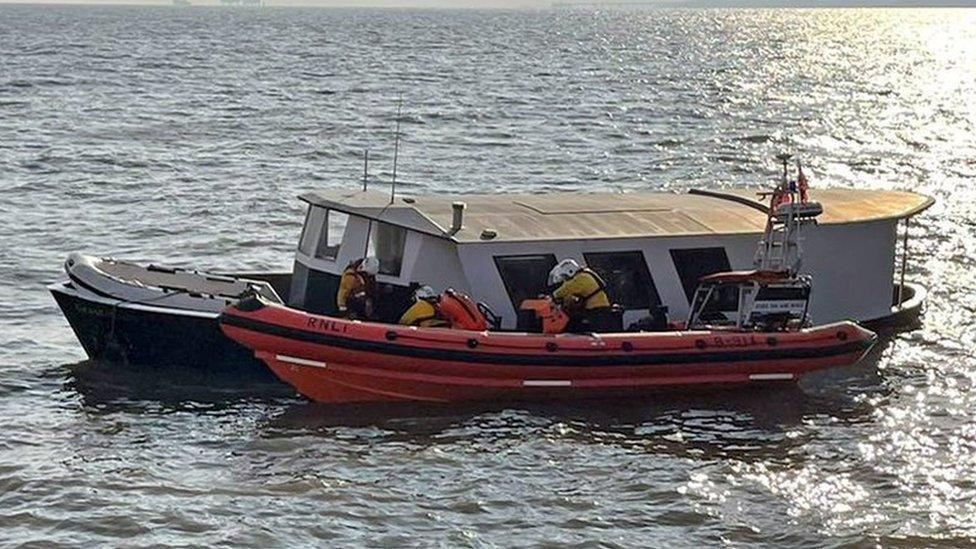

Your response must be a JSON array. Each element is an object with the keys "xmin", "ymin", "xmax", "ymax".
[
  {"xmin": 314, "ymin": 210, "xmax": 349, "ymax": 260},
  {"xmin": 367, "ymin": 220, "xmax": 407, "ymax": 277},
  {"xmin": 297, "ymin": 205, "xmax": 327, "ymax": 257},
  {"xmin": 583, "ymin": 250, "xmax": 660, "ymax": 310},
  {"xmin": 493, "ymin": 254, "xmax": 558, "ymax": 312}
]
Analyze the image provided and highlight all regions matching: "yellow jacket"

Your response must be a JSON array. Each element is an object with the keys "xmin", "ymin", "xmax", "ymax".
[
  {"xmin": 399, "ymin": 300, "xmax": 447, "ymax": 328},
  {"xmin": 552, "ymin": 269, "xmax": 610, "ymax": 311},
  {"xmin": 337, "ymin": 268, "xmax": 371, "ymax": 312}
]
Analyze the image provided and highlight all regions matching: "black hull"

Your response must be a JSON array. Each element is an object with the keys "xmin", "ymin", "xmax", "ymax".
[
  {"xmin": 862, "ymin": 282, "xmax": 926, "ymax": 333},
  {"xmin": 51, "ymin": 284, "xmax": 276, "ymax": 380}
]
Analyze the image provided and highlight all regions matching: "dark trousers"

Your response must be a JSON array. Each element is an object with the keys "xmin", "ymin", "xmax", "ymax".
[
  {"xmin": 345, "ymin": 296, "xmax": 372, "ymax": 320},
  {"xmin": 567, "ymin": 307, "xmax": 621, "ymax": 334}
]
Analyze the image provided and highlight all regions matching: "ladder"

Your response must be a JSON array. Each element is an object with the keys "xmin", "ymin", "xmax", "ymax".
[
  {"xmin": 755, "ymin": 201, "xmax": 803, "ymax": 274},
  {"xmin": 754, "ymin": 154, "xmax": 821, "ymax": 275}
]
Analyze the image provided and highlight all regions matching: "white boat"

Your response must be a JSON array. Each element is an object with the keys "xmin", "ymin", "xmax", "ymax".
[
  {"xmin": 50, "ymin": 174, "xmax": 932, "ymax": 371},
  {"xmin": 286, "ymin": 185, "xmax": 931, "ymax": 330}
]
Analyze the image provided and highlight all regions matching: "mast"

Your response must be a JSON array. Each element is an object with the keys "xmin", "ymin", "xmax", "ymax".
[
  {"xmin": 390, "ymin": 93, "xmax": 403, "ymax": 205},
  {"xmin": 363, "ymin": 149, "xmax": 369, "ymax": 192}
]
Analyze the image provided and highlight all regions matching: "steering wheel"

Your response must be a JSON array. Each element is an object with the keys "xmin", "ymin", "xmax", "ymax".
[{"xmin": 477, "ymin": 302, "xmax": 502, "ymax": 330}]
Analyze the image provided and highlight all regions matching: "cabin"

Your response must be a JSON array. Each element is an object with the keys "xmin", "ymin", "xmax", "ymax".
[{"xmin": 286, "ymin": 188, "xmax": 933, "ymax": 330}]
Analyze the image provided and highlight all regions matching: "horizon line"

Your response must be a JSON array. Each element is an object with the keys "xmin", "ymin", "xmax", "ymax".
[{"xmin": 1, "ymin": 0, "xmax": 974, "ymax": 7}]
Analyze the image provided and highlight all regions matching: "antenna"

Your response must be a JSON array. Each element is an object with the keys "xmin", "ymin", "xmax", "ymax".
[
  {"xmin": 390, "ymin": 93, "xmax": 403, "ymax": 205},
  {"xmin": 362, "ymin": 149, "xmax": 369, "ymax": 192},
  {"xmin": 776, "ymin": 152, "xmax": 792, "ymax": 188}
]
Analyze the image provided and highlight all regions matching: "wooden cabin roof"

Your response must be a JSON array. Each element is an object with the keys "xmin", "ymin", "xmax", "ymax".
[{"xmin": 300, "ymin": 187, "xmax": 934, "ymax": 244}]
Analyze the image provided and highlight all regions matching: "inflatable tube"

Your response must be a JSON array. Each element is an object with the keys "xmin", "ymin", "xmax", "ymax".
[{"xmin": 219, "ymin": 296, "xmax": 877, "ymax": 404}]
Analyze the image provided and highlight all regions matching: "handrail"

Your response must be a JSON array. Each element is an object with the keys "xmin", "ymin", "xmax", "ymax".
[{"xmin": 688, "ymin": 188, "xmax": 770, "ymax": 214}]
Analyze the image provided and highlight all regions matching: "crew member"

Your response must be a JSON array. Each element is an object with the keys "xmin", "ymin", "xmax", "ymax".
[
  {"xmin": 399, "ymin": 285, "xmax": 447, "ymax": 327},
  {"xmin": 337, "ymin": 256, "xmax": 378, "ymax": 319},
  {"xmin": 548, "ymin": 258, "xmax": 615, "ymax": 333}
]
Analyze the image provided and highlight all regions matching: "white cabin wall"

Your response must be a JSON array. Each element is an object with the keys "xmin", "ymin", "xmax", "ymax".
[
  {"xmin": 295, "ymin": 215, "xmax": 428, "ymax": 287},
  {"xmin": 456, "ymin": 222, "xmax": 897, "ymax": 329},
  {"xmin": 289, "ymin": 214, "xmax": 372, "ymax": 306},
  {"xmin": 456, "ymin": 235, "xmax": 757, "ymax": 329},
  {"xmin": 402, "ymin": 235, "xmax": 470, "ymax": 293},
  {"xmin": 291, "ymin": 207, "xmax": 899, "ymax": 327},
  {"xmin": 457, "ymin": 245, "xmax": 520, "ymax": 328},
  {"xmin": 655, "ymin": 222, "xmax": 896, "ymax": 323},
  {"xmin": 294, "ymin": 220, "xmax": 469, "ymax": 294},
  {"xmin": 290, "ymin": 215, "xmax": 417, "ymax": 312},
  {"xmin": 294, "ymin": 215, "xmax": 372, "ymax": 276},
  {"xmin": 800, "ymin": 220, "xmax": 897, "ymax": 323}
]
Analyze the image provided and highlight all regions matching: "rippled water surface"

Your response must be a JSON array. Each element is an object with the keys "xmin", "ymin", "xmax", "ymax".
[{"xmin": 1, "ymin": 5, "xmax": 975, "ymax": 546}]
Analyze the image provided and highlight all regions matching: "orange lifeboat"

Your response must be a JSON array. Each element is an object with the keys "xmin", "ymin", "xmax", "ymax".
[{"xmin": 218, "ymin": 295, "xmax": 876, "ymax": 405}]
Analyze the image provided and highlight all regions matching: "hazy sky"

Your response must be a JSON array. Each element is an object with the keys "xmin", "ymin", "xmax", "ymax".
[
  {"xmin": 0, "ymin": 0, "xmax": 534, "ymax": 4},
  {"xmin": 0, "ymin": 0, "xmax": 973, "ymax": 6}
]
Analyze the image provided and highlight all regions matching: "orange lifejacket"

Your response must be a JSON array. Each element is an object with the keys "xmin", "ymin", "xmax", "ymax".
[
  {"xmin": 519, "ymin": 297, "xmax": 570, "ymax": 334},
  {"xmin": 438, "ymin": 289, "xmax": 488, "ymax": 331}
]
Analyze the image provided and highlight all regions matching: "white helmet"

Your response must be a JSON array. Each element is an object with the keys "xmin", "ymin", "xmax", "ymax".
[
  {"xmin": 413, "ymin": 285, "xmax": 437, "ymax": 302},
  {"xmin": 548, "ymin": 258, "xmax": 581, "ymax": 286},
  {"xmin": 359, "ymin": 256, "xmax": 380, "ymax": 276}
]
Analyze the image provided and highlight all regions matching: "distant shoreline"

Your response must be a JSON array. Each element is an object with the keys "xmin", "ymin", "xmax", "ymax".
[{"xmin": 0, "ymin": 0, "xmax": 974, "ymax": 7}]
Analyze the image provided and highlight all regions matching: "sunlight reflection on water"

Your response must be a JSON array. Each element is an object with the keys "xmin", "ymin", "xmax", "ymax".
[{"xmin": 0, "ymin": 5, "xmax": 974, "ymax": 546}]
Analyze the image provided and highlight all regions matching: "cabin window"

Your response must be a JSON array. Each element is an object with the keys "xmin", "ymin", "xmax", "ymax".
[
  {"xmin": 298, "ymin": 206, "xmax": 327, "ymax": 257},
  {"xmin": 703, "ymin": 284, "xmax": 740, "ymax": 313},
  {"xmin": 494, "ymin": 254, "xmax": 557, "ymax": 311},
  {"xmin": 670, "ymin": 247, "xmax": 732, "ymax": 302},
  {"xmin": 367, "ymin": 221, "xmax": 406, "ymax": 276},
  {"xmin": 583, "ymin": 251, "xmax": 660, "ymax": 310},
  {"xmin": 314, "ymin": 210, "xmax": 349, "ymax": 260}
]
